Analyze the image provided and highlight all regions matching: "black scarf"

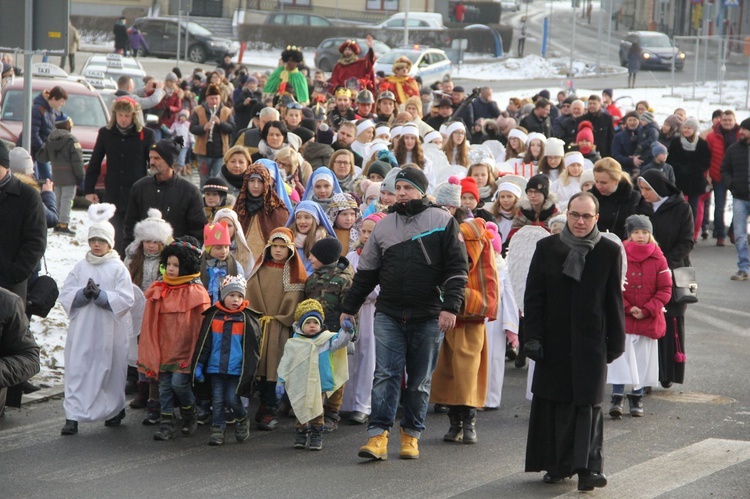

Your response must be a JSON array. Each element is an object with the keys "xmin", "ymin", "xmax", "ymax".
[
  {"xmin": 559, "ymin": 223, "xmax": 601, "ymax": 282},
  {"xmin": 221, "ymin": 164, "xmax": 245, "ymax": 191},
  {"xmin": 244, "ymin": 194, "xmax": 264, "ymax": 216}
]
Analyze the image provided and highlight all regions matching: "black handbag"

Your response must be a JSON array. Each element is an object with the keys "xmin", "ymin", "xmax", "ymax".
[
  {"xmin": 672, "ymin": 267, "xmax": 698, "ymax": 304},
  {"xmin": 26, "ymin": 257, "xmax": 59, "ymax": 318}
]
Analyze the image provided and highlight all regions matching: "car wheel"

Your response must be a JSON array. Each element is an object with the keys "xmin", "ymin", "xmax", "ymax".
[
  {"xmin": 188, "ymin": 44, "xmax": 207, "ymax": 63},
  {"xmin": 318, "ymin": 58, "xmax": 332, "ymax": 72}
]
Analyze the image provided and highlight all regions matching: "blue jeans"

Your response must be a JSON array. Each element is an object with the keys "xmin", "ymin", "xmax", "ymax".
[
  {"xmin": 211, "ymin": 374, "xmax": 247, "ymax": 428},
  {"xmin": 713, "ymin": 181, "xmax": 728, "ymax": 239},
  {"xmin": 367, "ymin": 313, "xmax": 443, "ymax": 439},
  {"xmin": 35, "ymin": 161, "xmax": 52, "ymax": 181},
  {"xmin": 197, "ymin": 155, "xmax": 223, "ymax": 187},
  {"xmin": 732, "ymin": 198, "xmax": 750, "ymax": 272},
  {"xmin": 612, "ymin": 384, "xmax": 643, "ymax": 396},
  {"xmin": 158, "ymin": 371, "xmax": 195, "ymax": 415}
]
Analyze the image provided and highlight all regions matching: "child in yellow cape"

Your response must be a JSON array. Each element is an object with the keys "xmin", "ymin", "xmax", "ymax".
[{"xmin": 277, "ymin": 299, "xmax": 354, "ymax": 451}]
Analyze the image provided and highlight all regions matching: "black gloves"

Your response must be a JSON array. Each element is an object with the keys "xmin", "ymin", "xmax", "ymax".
[
  {"xmin": 83, "ymin": 278, "xmax": 101, "ymax": 300},
  {"xmin": 524, "ymin": 339, "xmax": 544, "ymax": 362}
]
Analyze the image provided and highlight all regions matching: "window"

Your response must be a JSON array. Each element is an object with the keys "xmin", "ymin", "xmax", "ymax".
[
  {"xmin": 432, "ymin": 53, "xmax": 445, "ymax": 63},
  {"xmin": 385, "ymin": 19, "xmax": 403, "ymax": 28},
  {"xmin": 367, "ymin": 0, "xmax": 398, "ymax": 10},
  {"xmin": 287, "ymin": 14, "xmax": 307, "ymax": 25},
  {"xmin": 280, "ymin": 0, "xmax": 311, "ymax": 6},
  {"xmin": 309, "ymin": 16, "xmax": 331, "ymax": 27},
  {"xmin": 165, "ymin": 22, "xmax": 179, "ymax": 37},
  {"xmin": 269, "ymin": 14, "xmax": 285, "ymax": 24}
]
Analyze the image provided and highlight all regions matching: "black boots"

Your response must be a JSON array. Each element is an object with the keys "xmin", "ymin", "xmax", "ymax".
[
  {"xmin": 627, "ymin": 394, "xmax": 644, "ymax": 417},
  {"xmin": 444, "ymin": 406, "xmax": 477, "ymax": 444},
  {"xmin": 142, "ymin": 399, "xmax": 160, "ymax": 425},
  {"xmin": 294, "ymin": 427, "xmax": 309, "ymax": 449},
  {"xmin": 308, "ymin": 425, "xmax": 324, "ymax": 450},
  {"xmin": 104, "ymin": 408, "xmax": 126, "ymax": 427},
  {"xmin": 443, "ymin": 408, "xmax": 463, "ymax": 442},
  {"xmin": 129, "ymin": 381, "xmax": 149, "ymax": 409},
  {"xmin": 181, "ymin": 405, "xmax": 198, "ymax": 436},
  {"xmin": 61, "ymin": 419, "xmax": 78, "ymax": 435},
  {"xmin": 154, "ymin": 413, "xmax": 177, "ymax": 440}
]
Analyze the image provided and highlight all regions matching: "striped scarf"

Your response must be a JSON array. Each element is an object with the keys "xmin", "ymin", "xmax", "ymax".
[{"xmin": 459, "ymin": 218, "xmax": 499, "ymax": 321}]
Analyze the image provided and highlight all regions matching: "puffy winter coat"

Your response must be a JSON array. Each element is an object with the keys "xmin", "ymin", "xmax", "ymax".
[
  {"xmin": 721, "ymin": 140, "xmax": 750, "ymax": 201},
  {"xmin": 591, "ymin": 178, "xmax": 641, "ymax": 239},
  {"xmin": 706, "ymin": 122, "xmax": 739, "ymax": 183},
  {"xmin": 37, "ymin": 128, "xmax": 85, "ymax": 187},
  {"xmin": 635, "ymin": 122, "xmax": 660, "ymax": 165},
  {"xmin": 611, "ymin": 126, "xmax": 640, "ymax": 174},
  {"xmin": 0, "ymin": 288, "xmax": 40, "ymax": 413},
  {"xmin": 26, "ymin": 93, "xmax": 55, "ymax": 158},
  {"xmin": 622, "ymin": 241, "xmax": 672, "ymax": 339}
]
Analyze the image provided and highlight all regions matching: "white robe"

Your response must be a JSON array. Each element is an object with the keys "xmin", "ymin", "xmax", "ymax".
[
  {"xmin": 59, "ymin": 256, "xmax": 135, "ymax": 422},
  {"xmin": 340, "ymin": 250, "xmax": 379, "ymax": 414},
  {"xmin": 607, "ymin": 334, "xmax": 659, "ymax": 390},
  {"xmin": 551, "ymin": 176, "xmax": 581, "ymax": 213},
  {"xmin": 484, "ymin": 259, "xmax": 519, "ymax": 408}
]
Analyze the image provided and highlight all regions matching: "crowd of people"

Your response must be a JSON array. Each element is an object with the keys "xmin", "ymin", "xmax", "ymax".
[{"xmin": 2, "ymin": 37, "xmax": 750, "ymax": 492}]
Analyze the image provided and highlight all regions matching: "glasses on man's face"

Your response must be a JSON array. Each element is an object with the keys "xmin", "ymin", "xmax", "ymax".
[
  {"xmin": 567, "ymin": 212, "xmax": 596, "ymax": 222},
  {"xmin": 334, "ymin": 160, "xmax": 351, "ymax": 166}
]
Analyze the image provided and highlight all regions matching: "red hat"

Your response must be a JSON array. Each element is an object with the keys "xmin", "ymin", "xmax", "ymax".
[
  {"xmin": 338, "ymin": 39, "xmax": 361, "ymax": 55},
  {"xmin": 576, "ymin": 121, "xmax": 594, "ymax": 143},
  {"xmin": 460, "ymin": 177, "xmax": 480, "ymax": 203},
  {"xmin": 203, "ymin": 221, "xmax": 231, "ymax": 247}
]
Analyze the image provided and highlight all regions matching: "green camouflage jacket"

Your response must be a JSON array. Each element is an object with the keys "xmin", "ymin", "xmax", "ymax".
[{"xmin": 305, "ymin": 256, "xmax": 355, "ymax": 332}]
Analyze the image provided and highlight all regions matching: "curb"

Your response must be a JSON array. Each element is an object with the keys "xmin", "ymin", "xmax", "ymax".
[{"xmin": 21, "ymin": 385, "xmax": 65, "ymax": 406}]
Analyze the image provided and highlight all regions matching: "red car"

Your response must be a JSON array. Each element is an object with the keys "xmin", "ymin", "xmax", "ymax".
[{"xmin": 0, "ymin": 64, "xmax": 111, "ymax": 192}]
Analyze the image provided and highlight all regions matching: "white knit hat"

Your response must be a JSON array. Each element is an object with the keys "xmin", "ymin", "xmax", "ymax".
[
  {"xmin": 87, "ymin": 203, "xmax": 117, "ymax": 247},
  {"xmin": 526, "ymin": 132, "xmax": 546, "ymax": 146},
  {"xmin": 544, "ymin": 137, "xmax": 565, "ymax": 157},
  {"xmin": 133, "ymin": 208, "xmax": 173, "ymax": 244},
  {"xmin": 9, "ymin": 147, "xmax": 34, "ymax": 175}
]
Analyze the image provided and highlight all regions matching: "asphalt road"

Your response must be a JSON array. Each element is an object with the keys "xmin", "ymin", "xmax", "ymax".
[{"xmin": 2, "ymin": 235, "xmax": 749, "ymax": 498}]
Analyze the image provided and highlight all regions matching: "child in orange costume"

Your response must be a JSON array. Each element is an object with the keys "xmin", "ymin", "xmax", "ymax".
[{"xmin": 138, "ymin": 236, "xmax": 211, "ymax": 441}]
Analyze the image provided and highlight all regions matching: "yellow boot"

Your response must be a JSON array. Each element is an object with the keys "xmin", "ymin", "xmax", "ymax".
[
  {"xmin": 399, "ymin": 428, "xmax": 419, "ymax": 459},
  {"xmin": 358, "ymin": 430, "xmax": 388, "ymax": 460}
]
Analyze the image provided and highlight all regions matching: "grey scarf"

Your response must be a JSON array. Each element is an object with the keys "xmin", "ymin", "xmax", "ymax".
[
  {"xmin": 559, "ymin": 223, "xmax": 601, "ymax": 282},
  {"xmin": 680, "ymin": 134, "xmax": 698, "ymax": 152}
]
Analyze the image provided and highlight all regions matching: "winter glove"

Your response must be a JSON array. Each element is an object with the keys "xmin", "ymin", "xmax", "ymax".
[
  {"xmin": 82, "ymin": 278, "xmax": 96, "ymax": 299},
  {"xmin": 524, "ymin": 339, "xmax": 544, "ymax": 362},
  {"xmin": 86, "ymin": 279, "xmax": 101, "ymax": 299},
  {"xmin": 194, "ymin": 363, "xmax": 205, "ymax": 383}
]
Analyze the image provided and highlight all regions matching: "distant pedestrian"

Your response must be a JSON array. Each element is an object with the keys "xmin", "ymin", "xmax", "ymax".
[
  {"xmin": 113, "ymin": 16, "xmax": 128, "ymax": 55},
  {"xmin": 518, "ymin": 17, "xmax": 527, "ymax": 58},
  {"xmin": 627, "ymin": 42, "xmax": 641, "ymax": 88},
  {"xmin": 61, "ymin": 20, "xmax": 80, "ymax": 73}
]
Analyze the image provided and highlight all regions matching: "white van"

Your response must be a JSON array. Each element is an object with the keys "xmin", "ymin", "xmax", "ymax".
[{"xmin": 370, "ymin": 12, "xmax": 446, "ymax": 30}]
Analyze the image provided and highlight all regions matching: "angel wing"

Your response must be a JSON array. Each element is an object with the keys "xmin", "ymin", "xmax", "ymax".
[
  {"xmin": 424, "ymin": 147, "xmax": 465, "ymax": 185},
  {"xmin": 506, "ymin": 225, "xmax": 550, "ymax": 314},
  {"xmin": 601, "ymin": 232, "xmax": 628, "ymax": 289}
]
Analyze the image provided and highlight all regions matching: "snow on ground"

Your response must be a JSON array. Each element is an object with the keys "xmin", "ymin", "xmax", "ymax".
[
  {"xmin": 453, "ymin": 54, "xmax": 609, "ymax": 80},
  {"xmin": 30, "ymin": 80, "xmax": 750, "ymax": 387}
]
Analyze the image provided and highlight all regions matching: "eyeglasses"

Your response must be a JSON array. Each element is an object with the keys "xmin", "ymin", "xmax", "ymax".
[
  {"xmin": 333, "ymin": 160, "xmax": 351, "ymax": 166},
  {"xmin": 567, "ymin": 212, "xmax": 597, "ymax": 222}
]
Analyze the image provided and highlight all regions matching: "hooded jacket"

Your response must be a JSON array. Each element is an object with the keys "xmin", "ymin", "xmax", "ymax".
[
  {"xmin": 592, "ymin": 179, "xmax": 641, "ymax": 240},
  {"xmin": 622, "ymin": 241, "xmax": 672, "ymax": 339},
  {"xmin": 37, "ymin": 128, "xmax": 85, "ymax": 186}
]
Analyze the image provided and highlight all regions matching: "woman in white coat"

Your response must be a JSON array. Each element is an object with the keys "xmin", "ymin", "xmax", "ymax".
[{"xmin": 59, "ymin": 204, "xmax": 135, "ymax": 435}]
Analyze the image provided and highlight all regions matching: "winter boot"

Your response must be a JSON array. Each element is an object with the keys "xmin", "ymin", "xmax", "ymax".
[
  {"xmin": 224, "ymin": 407, "xmax": 237, "ymax": 425},
  {"xmin": 61, "ymin": 419, "xmax": 78, "ymax": 435},
  {"xmin": 208, "ymin": 425, "xmax": 225, "ymax": 446},
  {"xmin": 443, "ymin": 407, "xmax": 463, "ymax": 442},
  {"xmin": 308, "ymin": 425, "xmax": 325, "ymax": 451},
  {"xmin": 323, "ymin": 410, "xmax": 340, "ymax": 433},
  {"xmin": 142, "ymin": 399, "xmax": 161, "ymax": 425},
  {"xmin": 609, "ymin": 394, "xmax": 625, "ymax": 419},
  {"xmin": 254, "ymin": 404, "xmax": 268, "ymax": 423},
  {"xmin": 196, "ymin": 399, "xmax": 211, "ymax": 425},
  {"xmin": 54, "ymin": 223, "xmax": 75, "ymax": 236},
  {"xmin": 154, "ymin": 413, "xmax": 177, "ymax": 440},
  {"xmin": 399, "ymin": 428, "xmax": 419, "ymax": 459},
  {"xmin": 235, "ymin": 416, "xmax": 250, "ymax": 443},
  {"xmin": 181, "ymin": 405, "xmax": 198, "ymax": 436},
  {"xmin": 358, "ymin": 431, "xmax": 389, "ymax": 460},
  {"xmin": 628, "ymin": 394, "xmax": 644, "ymax": 417},
  {"xmin": 257, "ymin": 407, "xmax": 279, "ymax": 431},
  {"xmin": 462, "ymin": 407, "xmax": 477, "ymax": 444},
  {"xmin": 294, "ymin": 427, "xmax": 309, "ymax": 449},
  {"xmin": 104, "ymin": 408, "xmax": 126, "ymax": 427},
  {"xmin": 129, "ymin": 381, "xmax": 149, "ymax": 409}
]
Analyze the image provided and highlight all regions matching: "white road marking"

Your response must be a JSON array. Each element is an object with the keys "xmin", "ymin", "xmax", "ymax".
[{"xmin": 555, "ymin": 438, "xmax": 750, "ymax": 498}]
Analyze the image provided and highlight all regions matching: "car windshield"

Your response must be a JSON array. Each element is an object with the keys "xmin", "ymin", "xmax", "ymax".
[
  {"xmin": 1, "ymin": 90, "xmax": 108, "ymax": 128},
  {"xmin": 185, "ymin": 22, "xmax": 212, "ymax": 37},
  {"xmin": 378, "ymin": 50, "xmax": 419, "ymax": 65},
  {"xmin": 640, "ymin": 35, "xmax": 672, "ymax": 48}
]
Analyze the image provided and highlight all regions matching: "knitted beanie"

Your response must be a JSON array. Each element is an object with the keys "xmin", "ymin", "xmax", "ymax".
[
  {"xmin": 133, "ymin": 208, "xmax": 173, "ymax": 245},
  {"xmin": 295, "ymin": 298, "xmax": 325, "ymax": 326},
  {"xmin": 220, "ymin": 275, "xmax": 247, "ymax": 300},
  {"xmin": 435, "ymin": 175, "xmax": 462, "ymax": 207},
  {"xmin": 460, "ymin": 176, "xmax": 481, "ymax": 202},
  {"xmin": 395, "ymin": 166, "xmax": 429, "ymax": 195},
  {"xmin": 88, "ymin": 203, "xmax": 117, "ymax": 248},
  {"xmin": 663, "ymin": 114, "xmax": 684, "ymax": 132},
  {"xmin": 576, "ymin": 121, "xmax": 594, "ymax": 143},
  {"xmin": 9, "ymin": 147, "xmax": 33, "ymax": 175},
  {"xmin": 625, "ymin": 214, "xmax": 653, "ymax": 237},
  {"xmin": 640, "ymin": 111, "xmax": 655, "ymax": 124},
  {"xmin": 580, "ymin": 169, "xmax": 595, "ymax": 186},
  {"xmin": 150, "ymin": 138, "xmax": 182, "ymax": 166},
  {"xmin": 368, "ymin": 160, "xmax": 392, "ymax": 180},
  {"xmin": 311, "ymin": 237, "xmax": 342, "ymax": 265},
  {"xmin": 651, "ymin": 142, "xmax": 668, "ymax": 157},
  {"xmin": 486, "ymin": 221, "xmax": 503, "ymax": 253},
  {"xmin": 526, "ymin": 174, "xmax": 550, "ymax": 199},
  {"xmin": 380, "ymin": 167, "xmax": 401, "ymax": 195},
  {"xmin": 544, "ymin": 137, "xmax": 565, "ymax": 157}
]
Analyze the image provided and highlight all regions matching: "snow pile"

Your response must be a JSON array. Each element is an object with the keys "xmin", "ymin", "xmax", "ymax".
[{"xmin": 454, "ymin": 54, "xmax": 609, "ymax": 80}]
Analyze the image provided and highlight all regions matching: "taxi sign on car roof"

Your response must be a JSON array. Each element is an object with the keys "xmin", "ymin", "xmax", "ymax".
[
  {"xmin": 31, "ymin": 63, "xmax": 69, "ymax": 79},
  {"xmin": 106, "ymin": 53, "xmax": 122, "ymax": 61},
  {"xmin": 82, "ymin": 69, "xmax": 107, "ymax": 80},
  {"xmin": 107, "ymin": 59, "xmax": 124, "ymax": 69}
]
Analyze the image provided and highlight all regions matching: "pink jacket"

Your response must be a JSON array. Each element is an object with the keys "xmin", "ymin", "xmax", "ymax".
[{"xmin": 622, "ymin": 241, "xmax": 672, "ymax": 339}]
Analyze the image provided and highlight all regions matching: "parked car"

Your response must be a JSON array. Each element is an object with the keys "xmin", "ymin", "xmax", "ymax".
[
  {"xmin": 619, "ymin": 31, "xmax": 685, "ymax": 71},
  {"xmin": 314, "ymin": 37, "xmax": 391, "ymax": 72},
  {"xmin": 374, "ymin": 47, "xmax": 452, "ymax": 80},
  {"xmin": 244, "ymin": 10, "xmax": 335, "ymax": 27},
  {"xmin": 502, "ymin": 0, "xmax": 522, "ymax": 12},
  {"xmin": 80, "ymin": 53, "xmax": 146, "ymax": 90},
  {"xmin": 131, "ymin": 17, "xmax": 239, "ymax": 63},
  {"xmin": 369, "ymin": 12, "xmax": 446, "ymax": 30},
  {"xmin": 0, "ymin": 63, "xmax": 109, "ymax": 167}
]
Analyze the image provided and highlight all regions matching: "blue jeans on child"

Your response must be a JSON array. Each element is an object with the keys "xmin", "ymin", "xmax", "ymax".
[
  {"xmin": 612, "ymin": 385, "xmax": 643, "ymax": 396},
  {"xmin": 211, "ymin": 374, "xmax": 247, "ymax": 427},
  {"xmin": 367, "ymin": 313, "xmax": 443, "ymax": 439},
  {"xmin": 158, "ymin": 371, "xmax": 195, "ymax": 415}
]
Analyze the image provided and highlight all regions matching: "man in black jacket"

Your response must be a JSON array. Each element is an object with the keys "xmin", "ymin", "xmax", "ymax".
[
  {"xmin": 582, "ymin": 95, "xmax": 615, "ymax": 158},
  {"xmin": 0, "ymin": 141, "xmax": 47, "ymax": 303},
  {"xmin": 721, "ymin": 118, "xmax": 750, "ymax": 280},
  {"xmin": 520, "ymin": 98, "xmax": 552, "ymax": 137},
  {"xmin": 341, "ymin": 167, "xmax": 468, "ymax": 461},
  {"xmin": 0, "ymin": 288, "xmax": 40, "ymax": 416},
  {"xmin": 524, "ymin": 192, "xmax": 625, "ymax": 491},
  {"xmin": 85, "ymin": 96, "xmax": 156, "ymax": 254},
  {"xmin": 123, "ymin": 138, "xmax": 207, "ymax": 249}
]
